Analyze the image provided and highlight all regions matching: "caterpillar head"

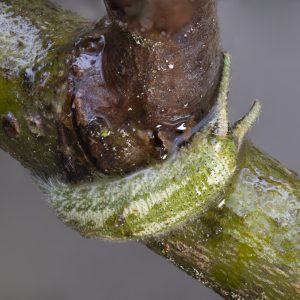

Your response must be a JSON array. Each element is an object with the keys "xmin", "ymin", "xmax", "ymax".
[{"xmin": 40, "ymin": 53, "xmax": 261, "ymax": 240}]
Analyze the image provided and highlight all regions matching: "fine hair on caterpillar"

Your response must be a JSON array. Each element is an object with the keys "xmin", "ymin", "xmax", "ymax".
[{"xmin": 39, "ymin": 54, "xmax": 261, "ymax": 240}]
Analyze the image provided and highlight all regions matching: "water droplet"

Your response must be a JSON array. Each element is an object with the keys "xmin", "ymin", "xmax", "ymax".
[
  {"xmin": 176, "ymin": 123, "xmax": 187, "ymax": 131},
  {"xmin": 218, "ymin": 199, "xmax": 226, "ymax": 208}
]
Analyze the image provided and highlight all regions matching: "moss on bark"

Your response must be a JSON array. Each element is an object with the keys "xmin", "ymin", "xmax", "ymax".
[{"xmin": 146, "ymin": 142, "xmax": 300, "ymax": 299}]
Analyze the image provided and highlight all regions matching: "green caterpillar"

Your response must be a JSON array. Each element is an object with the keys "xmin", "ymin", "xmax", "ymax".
[{"xmin": 41, "ymin": 54, "xmax": 261, "ymax": 240}]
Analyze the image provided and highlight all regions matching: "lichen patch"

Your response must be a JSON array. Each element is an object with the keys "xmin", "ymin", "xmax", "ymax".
[{"xmin": 0, "ymin": 3, "xmax": 48, "ymax": 77}]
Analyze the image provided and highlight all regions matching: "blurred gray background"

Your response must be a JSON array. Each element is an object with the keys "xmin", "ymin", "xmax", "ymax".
[{"xmin": 1, "ymin": 0, "xmax": 300, "ymax": 299}]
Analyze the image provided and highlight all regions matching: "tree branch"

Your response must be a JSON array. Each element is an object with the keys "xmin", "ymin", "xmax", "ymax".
[
  {"xmin": 0, "ymin": 1, "xmax": 299, "ymax": 299},
  {"xmin": 146, "ymin": 142, "xmax": 300, "ymax": 299}
]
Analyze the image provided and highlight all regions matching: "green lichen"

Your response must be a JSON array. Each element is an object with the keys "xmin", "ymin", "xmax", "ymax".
[
  {"xmin": 0, "ymin": 0, "xmax": 93, "ymax": 177},
  {"xmin": 146, "ymin": 143, "xmax": 300, "ymax": 299}
]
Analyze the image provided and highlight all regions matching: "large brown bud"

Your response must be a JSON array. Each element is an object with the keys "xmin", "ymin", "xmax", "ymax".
[{"xmin": 60, "ymin": 0, "xmax": 222, "ymax": 178}]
